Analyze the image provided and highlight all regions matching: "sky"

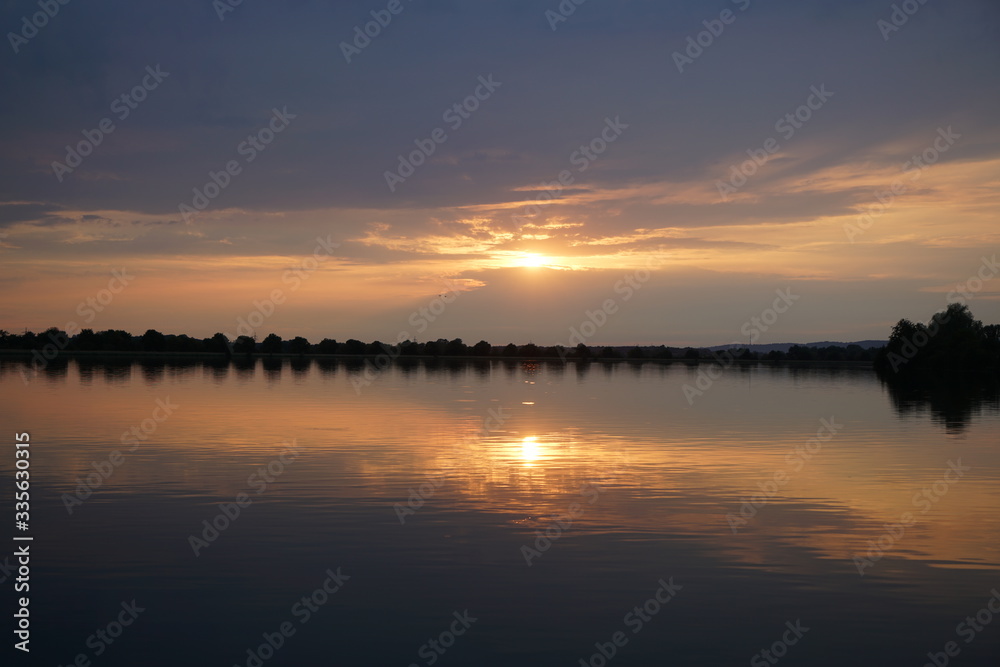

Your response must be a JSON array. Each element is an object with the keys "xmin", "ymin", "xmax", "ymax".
[{"xmin": 1, "ymin": 0, "xmax": 998, "ymax": 347}]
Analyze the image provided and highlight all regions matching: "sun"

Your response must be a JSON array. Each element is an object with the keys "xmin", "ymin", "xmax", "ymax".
[{"xmin": 518, "ymin": 253, "xmax": 546, "ymax": 268}]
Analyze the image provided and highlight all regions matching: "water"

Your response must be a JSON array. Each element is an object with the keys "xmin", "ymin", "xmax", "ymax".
[{"xmin": 2, "ymin": 358, "xmax": 999, "ymax": 666}]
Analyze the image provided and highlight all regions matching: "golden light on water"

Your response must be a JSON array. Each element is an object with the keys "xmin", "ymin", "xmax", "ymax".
[
  {"xmin": 8, "ymin": 359, "xmax": 1000, "ymax": 574},
  {"xmin": 520, "ymin": 435, "xmax": 540, "ymax": 463}
]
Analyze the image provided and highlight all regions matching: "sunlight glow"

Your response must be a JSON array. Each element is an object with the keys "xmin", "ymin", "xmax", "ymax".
[
  {"xmin": 517, "ymin": 253, "xmax": 547, "ymax": 268},
  {"xmin": 521, "ymin": 436, "xmax": 540, "ymax": 463}
]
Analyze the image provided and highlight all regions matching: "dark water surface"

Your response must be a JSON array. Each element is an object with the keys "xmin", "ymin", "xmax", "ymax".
[{"xmin": 2, "ymin": 358, "xmax": 999, "ymax": 666}]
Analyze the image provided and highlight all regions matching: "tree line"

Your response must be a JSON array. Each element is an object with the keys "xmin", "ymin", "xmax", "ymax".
[
  {"xmin": 0, "ymin": 327, "xmax": 883, "ymax": 362},
  {"xmin": 5, "ymin": 304, "xmax": 992, "ymax": 366}
]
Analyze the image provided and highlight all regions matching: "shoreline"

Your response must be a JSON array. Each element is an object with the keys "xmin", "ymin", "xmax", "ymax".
[{"xmin": 0, "ymin": 348, "xmax": 875, "ymax": 367}]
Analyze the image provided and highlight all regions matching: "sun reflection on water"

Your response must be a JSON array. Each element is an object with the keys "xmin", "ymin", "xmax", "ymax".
[{"xmin": 520, "ymin": 435, "xmax": 540, "ymax": 464}]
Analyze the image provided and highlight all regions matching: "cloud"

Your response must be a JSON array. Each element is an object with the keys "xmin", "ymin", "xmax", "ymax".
[
  {"xmin": 1, "ymin": 0, "xmax": 999, "ymax": 342},
  {"xmin": 0, "ymin": 202, "xmax": 65, "ymax": 227}
]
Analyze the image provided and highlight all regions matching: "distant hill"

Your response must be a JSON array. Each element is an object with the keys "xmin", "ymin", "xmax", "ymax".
[
  {"xmin": 594, "ymin": 341, "xmax": 886, "ymax": 357},
  {"xmin": 705, "ymin": 340, "xmax": 886, "ymax": 354}
]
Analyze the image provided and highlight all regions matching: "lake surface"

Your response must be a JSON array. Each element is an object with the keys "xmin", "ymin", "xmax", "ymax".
[{"xmin": 2, "ymin": 358, "xmax": 999, "ymax": 666}]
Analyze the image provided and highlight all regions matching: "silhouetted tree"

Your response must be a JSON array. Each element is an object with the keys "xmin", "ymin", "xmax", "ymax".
[
  {"xmin": 421, "ymin": 339, "xmax": 444, "ymax": 356},
  {"xmin": 43, "ymin": 327, "xmax": 70, "ymax": 350},
  {"xmin": 76, "ymin": 329, "xmax": 99, "ymax": 351},
  {"xmin": 401, "ymin": 340, "xmax": 423, "ymax": 356},
  {"xmin": 875, "ymin": 305, "xmax": 1000, "ymax": 430},
  {"xmin": 502, "ymin": 343, "xmax": 519, "ymax": 358},
  {"xmin": 574, "ymin": 343, "xmax": 591, "ymax": 360},
  {"xmin": 95, "ymin": 329, "xmax": 135, "ymax": 351},
  {"xmin": 472, "ymin": 340, "xmax": 491, "ymax": 356},
  {"xmin": 19, "ymin": 331, "xmax": 39, "ymax": 349},
  {"xmin": 343, "ymin": 339, "xmax": 366, "ymax": 355},
  {"xmin": 261, "ymin": 333, "xmax": 283, "ymax": 354},
  {"xmin": 445, "ymin": 338, "xmax": 467, "ymax": 356},
  {"xmin": 787, "ymin": 345, "xmax": 814, "ymax": 361},
  {"xmin": 289, "ymin": 336, "xmax": 311, "ymax": 355},
  {"xmin": 167, "ymin": 334, "xmax": 202, "ymax": 353},
  {"xmin": 876, "ymin": 304, "xmax": 998, "ymax": 374},
  {"xmin": 142, "ymin": 329, "xmax": 167, "ymax": 352},
  {"xmin": 207, "ymin": 333, "xmax": 230, "ymax": 355},
  {"xmin": 822, "ymin": 345, "xmax": 844, "ymax": 361},
  {"xmin": 234, "ymin": 335, "xmax": 256, "ymax": 355},
  {"xmin": 317, "ymin": 338, "xmax": 339, "ymax": 354}
]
